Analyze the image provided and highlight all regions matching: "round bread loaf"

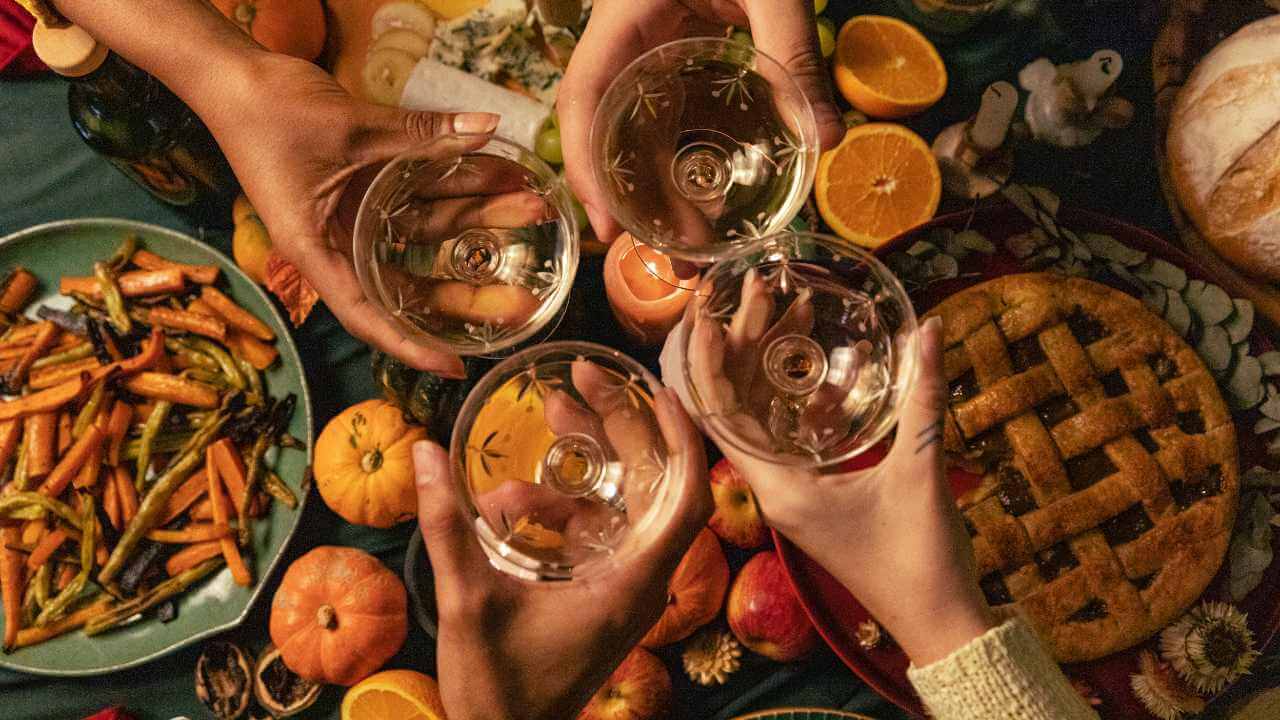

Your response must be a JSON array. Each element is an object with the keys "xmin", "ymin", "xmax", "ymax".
[{"xmin": 1167, "ymin": 15, "xmax": 1280, "ymax": 281}]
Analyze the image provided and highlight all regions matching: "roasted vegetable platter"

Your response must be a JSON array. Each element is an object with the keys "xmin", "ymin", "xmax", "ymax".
[{"xmin": 0, "ymin": 218, "xmax": 312, "ymax": 676}]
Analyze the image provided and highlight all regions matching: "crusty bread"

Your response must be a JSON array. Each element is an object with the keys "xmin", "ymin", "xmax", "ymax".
[{"xmin": 1167, "ymin": 15, "xmax": 1280, "ymax": 281}]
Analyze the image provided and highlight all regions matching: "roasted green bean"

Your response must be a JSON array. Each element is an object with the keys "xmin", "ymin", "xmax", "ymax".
[
  {"xmin": 86, "ymin": 558, "xmax": 224, "ymax": 636},
  {"xmin": 163, "ymin": 339, "xmax": 218, "ymax": 371},
  {"xmin": 262, "ymin": 471, "xmax": 298, "ymax": 510},
  {"xmin": 72, "ymin": 379, "xmax": 107, "ymax": 439},
  {"xmin": 35, "ymin": 497, "xmax": 95, "ymax": 626},
  {"xmin": 30, "ymin": 343, "xmax": 94, "ymax": 371},
  {"xmin": 107, "ymin": 234, "xmax": 137, "ymax": 272},
  {"xmin": 134, "ymin": 401, "xmax": 172, "ymax": 491},
  {"xmin": 234, "ymin": 355, "xmax": 262, "ymax": 405},
  {"xmin": 187, "ymin": 338, "xmax": 245, "ymax": 391},
  {"xmin": 94, "ymin": 262, "xmax": 131, "ymax": 335},
  {"xmin": 0, "ymin": 492, "xmax": 81, "ymax": 527}
]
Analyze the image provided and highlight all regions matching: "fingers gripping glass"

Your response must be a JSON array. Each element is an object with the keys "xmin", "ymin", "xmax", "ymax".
[
  {"xmin": 353, "ymin": 134, "xmax": 579, "ymax": 357},
  {"xmin": 450, "ymin": 341, "xmax": 675, "ymax": 581}
]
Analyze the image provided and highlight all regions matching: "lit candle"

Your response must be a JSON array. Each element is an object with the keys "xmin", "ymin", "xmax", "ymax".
[{"xmin": 604, "ymin": 232, "xmax": 696, "ymax": 346}]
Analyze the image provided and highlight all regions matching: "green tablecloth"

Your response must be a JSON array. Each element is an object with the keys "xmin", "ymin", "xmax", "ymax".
[{"xmin": 5, "ymin": 2, "xmax": 1271, "ymax": 718}]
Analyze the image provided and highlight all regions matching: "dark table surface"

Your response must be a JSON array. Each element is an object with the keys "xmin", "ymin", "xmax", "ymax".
[{"xmin": 5, "ymin": 1, "xmax": 1272, "ymax": 718}]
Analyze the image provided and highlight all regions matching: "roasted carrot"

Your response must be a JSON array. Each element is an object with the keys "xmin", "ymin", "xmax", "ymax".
[
  {"xmin": 165, "ymin": 541, "xmax": 223, "ymax": 577},
  {"xmin": 26, "ymin": 528, "xmax": 67, "ymax": 572},
  {"xmin": 209, "ymin": 439, "xmax": 247, "ymax": 507},
  {"xmin": 20, "ymin": 519, "xmax": 44, "ymax": 547},
  {"xmin": 146, "ymin": 523, "xmax": 232, "ymax": 544},
  {"xmin": 0, "ymin": 376, "xmax": 85, "ymax": 421},
  {"xmin": 81, "ymin": 328, "xmax": 163, "ymax": 388},
  {"xmin": 105, "ymin": 401, "xmax": 131, "ymax": 467},
  {"xmin": 115, "ymin": 466, "xmax": 138, "ymax": 524},
  {"xmin": 59, "ymin": 268, "xmax": 184, "ymax": 299},
  {"xmin": 226, "ymin": 331, "xmax": 278, "ymax": 370},
  {"xmin": 189, "ymin": 483, "xmax": 232, "ymax": 521},
  {"xmin": 131, "ymin": 250, "xmax": 219, "ymax": 285},
  {"xmin": 0, "ymin": 418, "xmax": 21, "ymax": 471},
  {"xmin": 200, "ymin": 286, "xmax": 274, "ymax": 341},
  {"xmin": 0, "ymin": 344, "xmax": 34, "ymax": 361},
  {"xmin": 140, "ymin": 306, "xmax": 227, "ymax": 342},
  {"xmin": 22, "ymin": 412, "xmax": 57, "ymax": 479},
  {"xmin": 160, "ymin": 469, "xmax": 209, "ymax": 525},
  {"xmin": 5, "ymin": 322, "xmax": 58, "ymax": 390},
  {"xmin": 1, "ymin": 525, "xmax": 24, "ymax": 650},
  {"xmin": 38, "ymin": 424, "xmax": 104, "ymax": 498},
  {"xmin": 56, "ymin": 411, "xmax": 71, "ymax": 455},
  {"xmin": 56, "ymin": 563, "xmax": 74, "ymax": 591},
  {"xmin": 123, "ymin": 372, "xmax": 219, "ymax": 409},
  {"xmin": 103, "ymin": 475, "xmax": 121, "ymax": 530},
  {"xmin": 28, "ymin": 357, "xmax": 101, "ymax": 390},
  {"xmin": 11, "ymin": 596, "xmax": 110, "ymax": 649},
  {"xmin": 207, "ymin": 447, "xmax": 251, "ymax": 586},
  {"xmin": 0, "ymin": 269, "xmax": 39, "ymax": 315},
  {"xmin": 0, "ymin": 323, "xmax": 43, "ymax": 346},
  {"xmin": 72, "ymin": 440, "xmax": 101, "ymax": 490}
]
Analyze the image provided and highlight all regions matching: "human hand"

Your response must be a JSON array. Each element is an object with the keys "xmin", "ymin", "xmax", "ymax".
[
  {"xmin": 694, "ymin": 314, "xmax": 996, "ymax": 666},
  {"xmin": 413, "ymin": 386, "xmax": 712, "ymax": 720},
  {"xmin": 558, "ymin": 0, "xmax": 845, "ymax": 242}
]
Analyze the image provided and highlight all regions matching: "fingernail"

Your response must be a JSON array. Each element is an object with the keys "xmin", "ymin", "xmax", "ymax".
[
  {"xmin": 924, "ymin": 316, "xmax": 943, "ymax": 334},
  {"xmin": 426, "ymin": 355, "xmax": 467, "ymax": 380},
  {"xmin": 455, "ymin": 112, "xmax": 499, "ymax": 134},
  {"xmin": 412, "ymin": 441, "xmax": 435, "ymax": 487}
]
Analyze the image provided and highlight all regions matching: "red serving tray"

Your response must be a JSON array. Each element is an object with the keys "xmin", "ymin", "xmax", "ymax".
[{"xmin": 776, "ymin": 204, "xmax": 1280, "ymax": 719}]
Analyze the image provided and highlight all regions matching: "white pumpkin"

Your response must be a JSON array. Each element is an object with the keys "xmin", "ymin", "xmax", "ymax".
[{"xmin": 1167, "ymin": 15, "xmax": 1280, "ymax": 281}]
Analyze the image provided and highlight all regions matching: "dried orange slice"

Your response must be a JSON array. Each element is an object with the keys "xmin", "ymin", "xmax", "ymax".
[
  {"xmin": 815, "ymin": 123, "xmax": 941, "ymax": 248},
  {"xmin": 834, "ymin": 15, "xmax": 947, "ymax": 118},
  {"xmin": 341, "ymin": 670, "xmax": 447, "ymax": 720}
]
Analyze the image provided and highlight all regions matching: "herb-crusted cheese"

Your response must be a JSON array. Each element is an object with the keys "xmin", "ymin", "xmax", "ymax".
[{"xmin": 429, "ymin": 0, "xmax": 563, "ymax": 105}]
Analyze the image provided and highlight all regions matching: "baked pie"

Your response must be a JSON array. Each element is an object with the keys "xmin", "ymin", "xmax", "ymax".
[{"xmin": 926, "ymin": 273, "xmax": 1239, "ymax": 663}]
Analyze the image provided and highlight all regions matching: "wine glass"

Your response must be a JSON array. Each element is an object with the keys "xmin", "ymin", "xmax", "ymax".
[
  {"xmin": 353, "ymin": 134, "xmax": 579, "ymax": 357},
  {"xmin": 590, "ymin": 37, "xmax": 819, "ymax": 264},
  {"xmin": 678, "ymin": 232, "xmax": 920, "ymax": 467},
  {"xmin": 450, "ymin": 341, "xmax": 680, "ymax": 581}
]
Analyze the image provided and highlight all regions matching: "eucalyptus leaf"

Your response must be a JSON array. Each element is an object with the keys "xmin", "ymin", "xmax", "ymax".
[
  {"xmin": 927, "ymin": 253, "xmax": 960, "ymax": 280},
  {"xmin": 1142, "ymin": 288, "xmax": 1167, "ymax": 316},
  {"xmin": 1164, "ymin": 289, "xmax": 1193, "ymax": 337},
  {"xmin": 1187, "ymin": 282, "xmax": 1234, "ymax": 326},
  {"xmin": 1002, "ymin": 184, "xmax": 1061, "ymax": 230},
  {"xmin": 1228, "ymin": 492, "xmax": 1275, "ymax": 601},
  {"xmin": 1256, "ymin": 417, "xmax": 1280, "ymax": 435},
  {"xmin": 1244, "ymin": 466, "xmax": 1280, "ymax": 489},
  {"xmin": 1261, "ymin": 390, "xmax": 1280, "ymax": 422},
  {"xmin": 942, "ymin": 231, "xmax": 968, "ymax": 260},
  {"xmin": 1182, "ymin": 279, "xmax": 1207, "ymax": 307},
  {"xmin": 1082, "ymin": 232, "xmax": 1147, "ymax": 266},
  {"xmin": 1134, "ymin": 258, "xmax": 1187, "ymax": 291},
  {"xmin": 1225, "ymin": 299, "xmax": 1255, "ymax": 344},
  {"xmin": 1228, "ymin": 354, "xmax": 1265, "ymax": 409},
  {"xmin": 956, "ymin": 229, "xmax": 995, "ymax": 254},
  {"xmin": 907, "ymin": 241, "xmax": 937, "ymax": 258},
  {"xmin": 1261, "ymin": 351, "xmax": 1280, "ymax": 377},
  {"xmin": 1106, "ymin": 262, "xmax": 1145, "ymax": 293},
  {"xmin": 1196, "ymin": 325, "xmax": 1232, "ymax": 373},
  {"xmin": 1066, "ymin": 230, "xmax": 1092, "ymax": 262}
]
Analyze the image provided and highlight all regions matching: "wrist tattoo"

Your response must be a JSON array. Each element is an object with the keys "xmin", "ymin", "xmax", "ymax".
[{"xmin": 914, "ymin": 420, "xmax": 943, "ymax": 454}]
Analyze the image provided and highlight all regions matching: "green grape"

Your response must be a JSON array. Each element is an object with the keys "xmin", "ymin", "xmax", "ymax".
[
  {"xmin": 536, "ymin": 123, "xmax": 563, "ymax": 165},
  {"xmin": 730, "ymin": 29, "xmax": 753, "ymax": 46},
  {"xmin": 816, "ymin": 17, "xmax": 835, "ymax": 59},
  {"xmin": 814, "ymin": 0, "xmax": 827, "ymax": 13}
]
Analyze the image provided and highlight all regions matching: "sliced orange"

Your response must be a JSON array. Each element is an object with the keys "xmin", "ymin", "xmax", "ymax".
[
  {"xmin": 341, "ymin": 669, "xmax": 447, "ymax": 720},
  {"xmin": 834, "ymin": 15, "xmax": 947, "ymax": 118},
  {"xmin": 815, "ymin": 123, "xmax": 941, "ymax": 248}
]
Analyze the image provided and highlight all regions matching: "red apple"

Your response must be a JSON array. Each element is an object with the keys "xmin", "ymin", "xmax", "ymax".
[
  {"xmin": 708, "ymin": 458, "xmax": 768, "ymax": 549},
  {"xmin": 727, "ymin": 550, "xmax": 819, "ymax": 662},
  {"xmin": 576, "ymin": 647, "xmax": 672, "ymax": 720},
  {"xmin": 640, "ymin": 528, "xmax": 729, "ymax": 648}
]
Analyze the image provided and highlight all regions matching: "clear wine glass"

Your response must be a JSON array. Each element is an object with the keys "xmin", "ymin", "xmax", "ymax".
[
  {"xmin": 590, "ymin": 37, "xmax": 819, "ymax": 263},
  {"xmin": 450, "ymin": 341, "xmax": 680, "ymax": 581},
  {"xmin": 678, "ymin": 232, "xmax": 920, "ymax": 467},
  {"xmin": 353, "ymin": 134, "xmax": 579, "ymax": 357}
]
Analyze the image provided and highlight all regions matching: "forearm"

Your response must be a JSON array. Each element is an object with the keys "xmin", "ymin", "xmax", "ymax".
[
  {"xmin": 50, "ymin": 0, "xmax": 269, "ymax": 126},
  {"xmin": 908, "ymin": 615, "xmax": 1100, "ymax": 720}
]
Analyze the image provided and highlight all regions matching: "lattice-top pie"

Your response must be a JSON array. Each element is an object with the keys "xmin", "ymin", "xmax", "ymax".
[{"xmin": 926, "ymin": 273, "xmax": 1239, "ymax": 663}]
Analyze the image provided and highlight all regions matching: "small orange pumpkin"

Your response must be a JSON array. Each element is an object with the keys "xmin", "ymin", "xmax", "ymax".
[
  {"xmin": 640, "ymin": 528, "xmax": 730, "ymax": 648},
  {"xmin": 315, "ymin": 399, "xmax": 427, "ymax": 528},
  {"xmin": 213, "ymin": 0, "xmax": 327, "ymax": 61},
  {"xmin": 269, "ymin": 546, "xmax": 408, "ymax": 686}
]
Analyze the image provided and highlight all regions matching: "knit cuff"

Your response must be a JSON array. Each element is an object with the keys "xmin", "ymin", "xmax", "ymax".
[{"xmin": 906, "ymin": 616, "xmax": 1099, "ymax": 720}]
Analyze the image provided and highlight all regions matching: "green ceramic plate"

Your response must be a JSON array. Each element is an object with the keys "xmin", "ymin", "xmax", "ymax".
[
  {"xmin": 0, "ymin": 218, "xmax": 312, "ymax": 676},
  {"xmin": 732, "ymin": 710, "xmax": 877, "ymax": 720}
]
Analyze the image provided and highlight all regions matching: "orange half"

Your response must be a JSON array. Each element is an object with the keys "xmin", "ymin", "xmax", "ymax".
[
  {"xmin": 815, "ymin": 123, "xmax": 941, "ymax": 248},
  {"xmin": 341, "ymin": 670, "xmax": 447, "ymax": 720},
  {"xmin": 834, "ymin": 15, "xmax": 948, "ymax": 118}
]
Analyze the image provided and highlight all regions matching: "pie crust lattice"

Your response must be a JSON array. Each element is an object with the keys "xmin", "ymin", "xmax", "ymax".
[{"xmin": 926, "ymin": 273, "xmax": 1239, "ymax": 663}]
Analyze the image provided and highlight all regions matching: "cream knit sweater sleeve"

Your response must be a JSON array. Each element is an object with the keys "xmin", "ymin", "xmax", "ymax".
[{"xmin": 906, "ymin": 616, "xmax": 1100, "ymax": 720}]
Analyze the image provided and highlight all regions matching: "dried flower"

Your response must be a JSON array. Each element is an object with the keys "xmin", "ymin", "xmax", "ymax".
[
  {"xmin": 1131, "ymin": 650, "xmax": 1206, "ymax": 720},
  {"xmin": 682, "ymin": 629, "xmax": 742, "ymax": 686},
  {"xmin": 1160, "ymin": 601, "xmax": 1260, "ymax": 694},
  {"xmin": 856, "ymin": 619, "xmax": 882, "ymax": 650},
  {"xmin": 264, "ymin": 252, "xmax": 319, "ymax": 327},
  {"xmin": 1069, "ymin": 678, "xmax": 1103, "ymax": 708}
]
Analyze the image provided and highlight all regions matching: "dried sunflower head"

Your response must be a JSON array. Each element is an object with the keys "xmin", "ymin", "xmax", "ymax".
[
  {"xmin": 682, "ymin": 629, "xmax": 742, "ymax": 687},
  {"xmin": 1131, "ymin": 650, "xmax": 1207, "ymax": 720},
  {"xmin": 1159, "ymin": 600, "xmax": 1260, "ymax": 695}
]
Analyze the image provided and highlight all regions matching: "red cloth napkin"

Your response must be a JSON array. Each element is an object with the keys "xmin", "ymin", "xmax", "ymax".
[{"xmin": 0, "ymin": 0, "xmax": 47, "ymax": 77}]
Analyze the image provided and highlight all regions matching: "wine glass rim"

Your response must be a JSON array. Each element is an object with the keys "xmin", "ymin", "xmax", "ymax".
[
  {"xmin": 587, "ymin": 36, "xmax": 820, "ymax": 261},
  {"xmin": 351, "ymin": 133, "xmax": 580, "ymax": 357},
  {"xmin": 449, "ymin": 340, "xmax": 666, "ymax": 581},
  {"xmin": 680, "ymin": 232, "xmax": 922, "ymax": 469}
]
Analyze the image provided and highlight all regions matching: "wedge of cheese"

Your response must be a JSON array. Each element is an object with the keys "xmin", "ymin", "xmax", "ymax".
[{"xmin": 400, "ymin": 57, "xmax": 551, "ymax": 148}]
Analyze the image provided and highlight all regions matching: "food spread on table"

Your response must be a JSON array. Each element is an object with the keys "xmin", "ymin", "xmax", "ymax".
[
  {"xmin": 5, "ymin": 1, "xmax": 1280, "ymax": 719},
  {"xmin": 0, "ymin": 236, "xmax": 300, "ymax": 653}
]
